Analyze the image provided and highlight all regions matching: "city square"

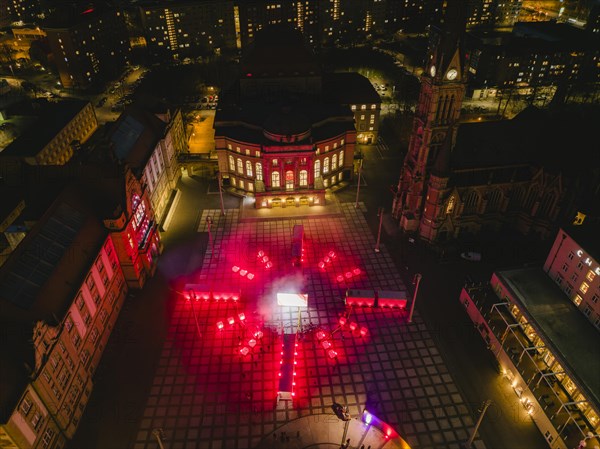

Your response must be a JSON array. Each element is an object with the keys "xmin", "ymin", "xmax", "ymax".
[{"xmin": 130, "ymin": 202, "xmax": 486, "ymax": 449}]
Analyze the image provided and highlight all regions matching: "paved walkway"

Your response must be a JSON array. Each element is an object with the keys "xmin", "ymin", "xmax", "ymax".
[{"xmin": 132, "ymin": 203, "xmax": 487, "ymax": 449}]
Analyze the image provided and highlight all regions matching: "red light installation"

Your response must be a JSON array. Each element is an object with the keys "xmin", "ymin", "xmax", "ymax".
[
  {"xmin": 82, "ymin": 7, "xmax": 94, "ymax": 14},
  {"xmin": 232, "ymin": 265, "xmax": 240, "ymax": 273},
  {"xmin": 238, "ymin": 312, "xmax": 246, "ymax": 321},
  {"xmin": 321, "ymin": 340, "xmax": 332, "ymax": 349},
  {"xmin": 230, "ymin": 265, "xmax": 255, "ymax": 280},
  {"xmin": 254, "ymin": 330, "xmax": 264, "ymax": 339},
  {"xmin": 240, "ymin": 347, "xmax": 250, "ymax": 356},
  {"xmin": 360, "ymin": 326, "xmax": 368, "ymax": 337},
  {"xmin": 316, "ymin": 330, "xmax": 327, "ymax": 341},
  {"xmin": 257, "ymin": 250, "xmax": 273, "ymax": 270},
  {"xmin": 339, "ymin": 317, "xmax": 347, "ymax": 327},
  {"xmin": 216, "ymin": 321, "xmax": 224, "ymax": 330},
  {"xmin": 278, "ymin": 333, "xmax": 297, "ymax": 401},
  {"xmin": 227, "ymin": 316, "xmax": 235, "ymax": 325},
  {"xmin": 336, "ymin": 275, "xmax": 345, "ymax": 283},
  {"xmin": 327, "ymin": 349, "xmax": 338, "ymax": 359},
  {"xmin": 248, "ymin": 339, "xmax": 257, "ymax": 348},
  {"xmin": 317, "ymin": 250, "xmax": 337, "ymax": 270},
  {"xmin": 349, "ymin": 322, "xmax": 358, "ymax": 332}
]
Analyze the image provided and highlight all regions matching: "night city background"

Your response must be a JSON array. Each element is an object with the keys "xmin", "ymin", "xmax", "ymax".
[{"xmin": 0, "ymin": 0, "xmax": 599, "ymax": 448}]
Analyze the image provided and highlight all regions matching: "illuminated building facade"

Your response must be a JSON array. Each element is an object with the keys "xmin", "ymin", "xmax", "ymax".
[
  {"xmin": 465, "ymin": 0, "xmax": 522, "ymax": 29},
  {"xmin": 0, "ymin": 100, "xmax": 97, "ymax": 167},
  {"xmin": 460, "ymin": 225, "xmax": 600, "ymax": 449},
  {"xmin": 107, "ymin": 106, "xmax": 184, "ymax": 224},
  {"xmin": 139, "ymin": 0, "xmax": 236, "ymax": 61},
  {"xmin": 214, "ymin": 25, "xmax": 361, "ymax": 208},
  {"xmin": 45, "ymin": 7, "xmax": 130, "ymax": 89},
  {"xmin": 466, "ymin": 22, "xmax": 600, "ymax": 97},
  {"xmin": 0, "ymin": 189, "xmax": 128, "ymax": 449}
]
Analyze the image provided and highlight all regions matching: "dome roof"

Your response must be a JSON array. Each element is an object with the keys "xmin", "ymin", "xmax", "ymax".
[{"xmin": 263, "ymin": 106, "xmax": 311, "ymax": 143}]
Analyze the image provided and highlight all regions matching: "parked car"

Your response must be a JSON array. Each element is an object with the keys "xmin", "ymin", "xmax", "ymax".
[{"xmin": 460, "ymin": 252, "xmax": 482, "ymax": 262}]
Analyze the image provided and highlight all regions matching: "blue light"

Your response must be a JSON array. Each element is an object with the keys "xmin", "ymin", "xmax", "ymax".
[{"xmin": 364, "ymin": 411, "xmax": 372, "ymax": 424}]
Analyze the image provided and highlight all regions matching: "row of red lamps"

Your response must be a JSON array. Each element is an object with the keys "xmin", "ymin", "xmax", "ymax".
[
  {"xmin": 257, "ymin": 250, "xmax": 274, "ymax": 269},
  {"xmin": 231, "ymin": 265, "xmax": 255, "ymax": 280},
  {"xmin": 336, "ymin": 267, "xmax": 362, "ymax": 283},
  {"xmin": 317, "ymin": 250, "xmax": 337, "ymax": 270}
]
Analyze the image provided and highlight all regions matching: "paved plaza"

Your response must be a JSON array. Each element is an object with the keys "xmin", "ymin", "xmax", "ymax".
[{"xmin": 132, "ymin": 203, "xmax": 487, "ymax": 449}]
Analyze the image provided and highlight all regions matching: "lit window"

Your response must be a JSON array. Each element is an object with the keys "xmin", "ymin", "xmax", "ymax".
[
  {"xmin": 299, "ymin": 170, "xmax": 308, "ymax": 186},
  {"xmin": 351, "ymin": 105, "xmax": 356, "ymax": 111},
  {"xmin": 246, "ymin": 160, "xmax": 253, "ymax": 177},
  {"xmin": 237, "ymin": 158, "xmax": 243, "ymax": 174},
  {"xmin": 587, "ymin": 270, "xmax": 596, "ymax": 282},
  {"xmin": 323, "ymin": 157, "xmax": 330, "ymax": 174},
  {"xmin": 272, "ymin": 171, "xmax": 280, "ymax": 188},
  {"xmin": 332, "ymin": 154, "xmax": 337, "ymax": 170},
  {"xmin": 255, "ymin": 163, "xmax": 263, "ymax": 181},
  {"xmin": 272, "ymin": 158, "xmax": 278, "ymax": 167},
  {"xmin": 314, "ymin": 160, "xmax": 321, "ymax": 178},
  {"xmin": 228, "ymin": 155, "xmax": 235, "ymax": 171},
  {"xmin": 361, "ymin": 104, "xmax": 366, "ymax": 110},
  {"xmin": 371, "ymin": 104, "xmax": 376, "ymax": 109},
  {"xmin": 580, "ymin": 282, "xmax": 589, "ymax": 294}
]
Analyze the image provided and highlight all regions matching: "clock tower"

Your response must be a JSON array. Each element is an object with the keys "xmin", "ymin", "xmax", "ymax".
[{"xmin": 392, "ymin": 1, "xmax": 467, "ymax": 234}]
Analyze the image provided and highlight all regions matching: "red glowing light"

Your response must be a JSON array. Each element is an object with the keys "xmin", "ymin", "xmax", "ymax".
[
  {"xmin": 258, "ymin": 250, "xmax": 264, "ymax": 257},
  {"xmin": 82, "ymin": 7, "xmax": 94, "ymax": 14},
  {"xmin": 339, "ymin": 317, "xmax": 347, "ymax": 327},
  {"xmin": 228, "ymin": 317, "xmax": 235, "ymax": 325},
  {"xmin": 353, "ymin": 268, "xmax": 361, "ymax": 275},
  {"xmin": 232, "ymin": 265, "xmax": 240, "ymax": 272},
  {"xmin": 240, "ymin": 269, "xmax": 248, "ymax": 277},
  {"xmin": 240, "ymin": 347, "xmax": 249, "ymax": 356},
  {"xmin": 324, "ymin": 256, "xmax": 331, "ymax": 264},
  {"xmin": 246, "ymin": 73, "xmax": 253, "ymax": 77},
  {"xmin": 336, "ymin": 275, "xmax": 344, "ymax": 282},
  {"xmin": 318, "ymin": 261, "xmax": 325, "ymax": 269},
  {"xmin": 328, "ymin": 349, "xmax": 338, "ymax": 359},
  {"xmin": 316, "ymin": 330, "xmax": 326, "ymax": 341},
  {"xmin": 254, "ymin": 330, "xmax": 263, "ymax": 339},
  {"xmin": 266, "ymin": 261, "xmax": 273, "ymax": 269},
  {"xmin": 262, "ymin": 256, "xmax": 269, "ymax": 263},
  {"xmin": 322, "ymin": 340, "xmax": 332, "ymax": 349},
  {"xmin": 247, "ymin": 273, "xmax": 255, "ymax": 280},
  {"xmin": 345, "ymin": 271, "xmax": 353, "ymax": 279},
  {"xmin": 217, "ymin": 321, "xmax": 224, "ymax": 330},
  {"xmin": 349, "ymin": 322, "xmax": 358, "ymax": 331},
  {"xmin": 328, "ymin": 251, "xmax": 336, "ymax": 258},
  {"xmin": 360, "ymin": 326, "xmax": 368, "ymax": 337},
  {"xmin": 248, "ymin": 339, "xmax": 257, "ymax": 348},
  {"xmin": 238, "ymin": 313, "xmax": 246, "ymax": 321}
]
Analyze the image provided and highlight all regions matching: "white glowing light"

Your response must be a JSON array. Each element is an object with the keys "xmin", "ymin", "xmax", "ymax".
[{"xmin": 277, "ymin": 292, "xmax": 308, "ymax": 307}]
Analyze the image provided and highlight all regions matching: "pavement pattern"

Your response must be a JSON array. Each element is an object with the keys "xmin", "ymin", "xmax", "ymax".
[{"xmin": 132, "ymin": 203, "xmax": 487, "ymax": 449}]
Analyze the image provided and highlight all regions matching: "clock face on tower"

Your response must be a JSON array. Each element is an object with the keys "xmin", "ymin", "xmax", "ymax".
[
  {"xmin": 446, "ymin": 69, "xmax": 458, "ymax": 80},
  {"xmin": 430, "ymin": 65, "xmax": 436, "ymax": 77}
]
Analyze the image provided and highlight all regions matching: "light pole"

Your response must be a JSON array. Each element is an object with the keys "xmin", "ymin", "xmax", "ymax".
[
  {"xmin": 354, "ymin": 158, "xmax": 363, "ymax": 208},
  {"xmin": 375, "ymin": 207, "xmax": 384, "ymax": 253},
  {"xmin": 577, "ymin": 432, "xmax": 600, "ymax": 449},
  {"xmin": 407, "ymin": 273, "xmax": 421, "ymax": 323},
  {"xmin": 207, "ymin": 216, "xmax": 213, "ymax": 254},
  {"xmin": 217, "ymin": 171, "xmax": 225, "ymax": 216},
  {"xmin": 152, "ymin": 428, "xmax": 166, "ymax": 449},
  {"xmin": 465, "ymin": 400, "xmax": 492, "ymax": 448},
  {"xmin": 187, "ymin": 291, "xmax": 202, "ymax": 339}
]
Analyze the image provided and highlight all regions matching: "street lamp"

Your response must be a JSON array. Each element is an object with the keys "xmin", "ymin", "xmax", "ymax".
[
  {"xmin": 465, "ymin": 400, "xmax": 492, "ymax": 448},
  {"xmin": 577, "ymin": 432, "xmax": 600, "ymax": 449},
  {"xmin": 207, "ymin": 216, "xmax": 213, "ymax": 254},
  {"xmin": 375, "ymin": 207, "xmax": 384, "ymax": 253},
  {"xmin": 407, "ymin": 273, "xmax": 421, "ymax": 323},
  {"xmin": 354, "ymin": 158, "xmax": 363, "ymax": 209}
]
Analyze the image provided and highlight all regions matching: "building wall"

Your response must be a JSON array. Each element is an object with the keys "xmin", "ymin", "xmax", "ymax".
[
  {"xmin": 544, "ymin": 230, "xmax": 600, "ymax": 329},
  {"xmin": 46, "ymin": 10, "xmax": 130, "ymax": 89},
  {"xmin": 350, "ymin": 102, "xmax": 380, "ymax": 144},
  {"xmin": 28, "ymin": 103, "xmax": 97, "ymax": 166},
  {"xmin": 2, "ymin": 237, "xmax": 127, "ymax": 449}
]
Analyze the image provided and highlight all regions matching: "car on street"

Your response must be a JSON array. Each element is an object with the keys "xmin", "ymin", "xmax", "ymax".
[{"xmin": 460, "ymin": 251, "xmax": 482, "ymax": 262}]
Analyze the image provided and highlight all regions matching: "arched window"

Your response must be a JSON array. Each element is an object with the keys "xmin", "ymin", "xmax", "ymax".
[
  {"xmin": 246, "ymin": 160, "xmax": 253, "ymax": 177},
  {"xmin": 446, "ymin": 196, "xmax": 455, "ymax": 214},
  {"xmin": 228, "ymin": 155, "xmax": 235, "ymax": 171},
  {"xmin": 131, "ymin": 194, "xmax": 147, "ymax": 232},
  {"xmin": 272, "ymin": 171, "xmax": 280, "ymax": 188},
  {"xmin": 237, "ymin": 158, "xmax": 243, "ymax": 174},
  {"xmin": 255, "ymin": 162, "xmax": 263, "ymax": 181},
  {"xmin": 332, "ymin": 154, "xmax": 337, "ymax": 170},
  {"xmin": 323, "ymin": 157, "xmax": 330, "ymax": 174},
  {"xmin": 299, "ymin": 170, "xmax": 308, "ymax": 187},
  {"xmin": 339, "ymin": 150, "xmax": 344, "ymax": 167},
  {"xmin": 314, "ymin": 160, "xmax": 321, "ymax": 179},
  {"xmin": 485, "ymin": 190, "xmax": 502, "ymax": 213},
  {"xmin": 463, "ymin": 191, "xmax": 480, "ymax": 215},
  {"xmin": 285, "ymin": 170, "xmax": 294, "ymax": 190}
]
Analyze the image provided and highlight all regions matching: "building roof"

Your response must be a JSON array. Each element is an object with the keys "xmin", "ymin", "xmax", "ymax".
[
  {"xmin": 240, "ymin": 24, "xmax": 320, "ymax": 78},
  {"xmin": 451, "ymin": 106, "xmax": 600, "ymax": 175},
  {"xmin": 109, "ymin": 106, "xmax": 166, "ymax": 170},
  {"xmin": 322, "ymin": 72, "xmax": 381, "ymax": 105},
  {"xmin": 0, "ymin": 100, "xmax": 90, "ymax": 159},
  {"xmin": 0, "ymin": 186, "xmax": 107, "ymax": 420},
  {"xmin": 497, "ymin": 267, "xmax": 600, "ymax": 408}
]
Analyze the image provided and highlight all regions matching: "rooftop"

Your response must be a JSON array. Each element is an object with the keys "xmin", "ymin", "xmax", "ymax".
[
  {"xmin": 0, "ymin": 186, "xmax": 107, "ymax": 420},
  {"xmin": 0, "ymin": 100, "xmax": 90, "ymax": 159},
  {"xmin": 497, "ymin": 267, "xmax": 600, "ymax": 408},
  {"xmin": 563, "ymin": 221, "xmax": 600, "ymax": 265},
  {"xmin": 323, "ymin": 72, "xmax": 381, "ymax": 105}
]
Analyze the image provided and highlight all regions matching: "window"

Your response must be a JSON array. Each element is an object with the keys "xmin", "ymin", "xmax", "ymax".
[
  {"xmin": 237, "ymin": 158, "xmax": 243, "ymax": 174},
  {"xmin": 360, "ymin": 115, "xmax": 365, "ymax": 120},
  {"xmin": 580, "ymin": 282, "xmax": 590, "ymax": 294},
  {"xmin": 299, "ymin": 170, "xmax": 308, "ymax": 187},
  {"xmin": 446, "ymin": 196, "xmax": 455, "ymax": 214},
  {"xmin": 90, "ymin": 327, "xmax": 99, "ymax": 344},
  {"xmin": 272, "ymin": 159, "xmax": 279, "ymax": 167},
  {"xmin": 574, "ymin": 294, "xmax": 583, "ymax": 306},
  {"xmin": 86, "ymin": 274, "xmax": 95, "ymax": 290},
  {"xmin": 561, "ymin": 263, "xmax": 569, "ymax": 273},
  {"xmin": 228, "ymin": 155, "xmax": 235, "ymax": 171},
  {"xmin": 71, "ymin": 332, "xmax": 81, "ymax": 348},
  {"xmin": 592, "ymin": 294, "xmax": 599, "ymax": 304},
  {"xmin": 587, "ymin": 270, "xmax": 596, "ymax": 282},
  {"xmin": 577, "ymin": 261, "xmax": 584, "ymax": 270},
  {"xmin": 255, "ymin": 163, "xmax": 263, "ymax": 181},
  {"xmin": 99, "ymin": 309, "xmax": 108, "ymax": 325},
  {"xmin": 247, "ymin": 182, "xmax": 253, "ymax": 192},
  {"xmin": 65, "ymin": 317, "xmax": 73, "ymax": 332},
  {"xmin": 80, "ymin": 350, "xmax": 90, "ymax": 367},
  {"xmin": 314, "ymin": 160, "xmax": 321, "ymax": 179},
  {"xmin": 351, "ymin": 105, "xmax": 356, "ymax": 111},
  {"xmin": 361, "ymin": 104, "xmax": 366, "ymax": 110},
  {"xmin": 555, "ymin": 274, "xmax": 563, "ymax": 285},
  {"xmin": 285, "ymin": 171, "xmax": 294, "ymax": 191},
  {"xmin": 332, "ymin": 154, "xmax": 337, "ymax": 170},
  {"xmin": 41, "ymin": 428, "xmax": 55, "ymax": 448},
  {"xmin": 584, "ymin": 306, "xmax": 592, "ymax": 317},
  {"xmin": 271, "ymin": 171, "xmax": 280, "ymax": 188},
  {"xmin": 371, "ymin": 104, "xmax": 376, "ymax": 109},
  {"xmin": 76, "ymin": 294, "xmax": 85, "ymax": 310},
  {"xmin": 31, "ymin": 412, "xmax": 42, "ymax": 429},
  {"xmin": 246, "ymin": 160, "xmax": 253, "ymax": 177},
  {"xmin": 567, "ymin": 251, "xmax": 574, "ymax": 260},
  {"xmin": 323, "ymin": 157, "xmax": 330, "ymax": 174},
  {"xmin": 20, "ymin": 397, "xmax": 32, "ymax": 415},
  {"xmin": 565, "ymin": 283, "xmax": 573, "ymax": 295},
  {"xmin": 571, "ymin": 273, "xmax": 579, "ymax": 282},
  {"xmin": 339, "ymin": 151, "xmax": 344, "ymax": 167}
]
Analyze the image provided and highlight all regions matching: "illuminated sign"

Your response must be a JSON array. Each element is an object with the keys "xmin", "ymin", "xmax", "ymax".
[
  {"xmin": 277, "ymin": 292, "xmax": 308, "ymax": 307},
  {"xmin": 575, "ymin": 249, "xmax": 600, "ymax": 276}
]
